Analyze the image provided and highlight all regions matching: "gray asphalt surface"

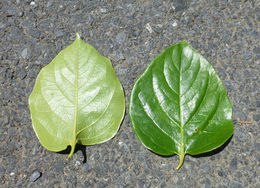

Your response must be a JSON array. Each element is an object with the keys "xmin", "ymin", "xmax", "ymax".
[{"xmin": 0, "ymin": 0, "xmax": 259, "ymax": 187}]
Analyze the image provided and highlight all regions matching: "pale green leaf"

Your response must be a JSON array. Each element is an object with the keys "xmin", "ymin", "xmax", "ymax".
[{"xmin": 29, "ymin": 34, "xmax": 125, "ymax": 157}]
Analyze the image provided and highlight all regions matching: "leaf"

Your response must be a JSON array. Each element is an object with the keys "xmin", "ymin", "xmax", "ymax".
[
  {"xmin": 129, "ymin": 41, "xmax": 233, "ymax": 169},
  {"xmin": 29, "ymin": 34, "xmax": 125, "ymax": 157}
]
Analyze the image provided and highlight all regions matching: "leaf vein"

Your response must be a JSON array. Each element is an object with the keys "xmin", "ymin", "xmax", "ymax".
[
  {"xmin": 138, "ymin": 94, "xmax": 180, "ymax": 146},
  {"xmin": 183, "ymin": 73, "xmax": 210, "ymax": 128},
  {"xmin": 182, "ymin": 52, "xmax": 193, "ymax": 73},
  {"xmin": 76, "ymin": 85, "xmax": 116, "ymax": 135},
  {"xmin": 78, "ymin": 61, "xmax": 98, "ymax": 90},
  {"xmin": 163, "ymin": 59, "xmax": 179, "ymax": 95},
  {"xmin": 199, "ymin": 88, "xmax": 221, "ymax": 133},
  {"xmin": 152, "ymin": 74, "xmax": 181, "ymax": 128},
  {"xmin": 39, "ymin": 91, "xmax": 72, "ymax": 129},
  {"xmin": 78, "ymin": 118, "xmax": 114, "ymax": 141},
  {"xmin": 78, "ymin": 47, "xmax": 94, "ymax": 70},
  {"xmin": 60, "ymin": 71, "xmax": 74, "ymax": 87},
  {"xmin": 78, "ymin": 88, "xmax": 101, "ymax": 111},
  {"xmin": 138, "ymin": 123, "xmax": 176, "ymax": 153},
  {"xmin": 61, "ymin": 55, "xmax": 75, "ymax": 74},
  {"xmin": 181, "ymin": 61, "xmax": 200, "ymax": 97},
  {"xmin": 54, "ymin": 74, "xmax": 74, "ymax": 104}
]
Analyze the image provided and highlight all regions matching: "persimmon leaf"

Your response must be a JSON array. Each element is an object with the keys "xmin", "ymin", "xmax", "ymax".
[
  {"xmin": 29, "ymin": 33, "xmax": 125, "ymax": 157},
  {"xmin": 129, "ymin": 41, "xmax": 233, "ymax": 169}
]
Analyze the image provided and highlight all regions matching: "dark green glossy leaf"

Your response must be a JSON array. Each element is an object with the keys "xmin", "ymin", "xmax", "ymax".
[
  {"xmin": 29, "ymin": 34, "xmax": 125, "ymax": 157},
  {"xmin": 129, "ymin": 41, "xmax": 233, "ymax": 169}
]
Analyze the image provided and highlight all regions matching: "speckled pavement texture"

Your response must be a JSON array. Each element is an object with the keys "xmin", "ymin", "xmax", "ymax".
[{"xmin": 0, "ymin": 0, "xmax": 259, "ymax": 187}]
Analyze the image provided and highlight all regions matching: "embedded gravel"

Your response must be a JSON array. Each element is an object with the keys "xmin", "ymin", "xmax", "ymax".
[{"xmin": 0, "ymin": 0, "xmax": 259, "ymax": 187}]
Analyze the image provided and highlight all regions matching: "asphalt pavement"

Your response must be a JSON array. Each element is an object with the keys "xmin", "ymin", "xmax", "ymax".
[{"xmin": 0, "ymin": 0, "xmax": 259, "ymax": 187}]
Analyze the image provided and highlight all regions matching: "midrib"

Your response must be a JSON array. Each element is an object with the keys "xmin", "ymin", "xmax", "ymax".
[
  {"xmin": 69, "ymin": 36, "xmax": 79, "ymax": 157},
  {"xmin": 176, "ymin": 49, "xmax": 184, "ymax": 169}
]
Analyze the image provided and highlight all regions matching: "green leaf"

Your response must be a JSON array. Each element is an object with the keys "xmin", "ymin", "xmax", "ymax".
[
  {"xmin": 129, "ymin": 41, "xmax": 233, "ymax": 169},
  {"xmin": 29, "ymin": 34, "xmax": 125, "ymax": 157}
]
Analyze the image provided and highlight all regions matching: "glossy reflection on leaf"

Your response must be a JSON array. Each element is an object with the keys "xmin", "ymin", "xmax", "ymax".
[
  {"xmin": 29, "ymin": 34, "xmax": 125, "ymax": 157},
  {"xmin": 129, "ymin": 41, "xmax": 233, "ymax": 169}
]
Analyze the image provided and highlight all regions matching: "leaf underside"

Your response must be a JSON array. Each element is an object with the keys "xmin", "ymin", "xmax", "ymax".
[
  {"xmin": 129, "ymin": 41, "xmax": 234, "ymax": 169},
  {"xmin": 29, "ymin": 34, "xmax": 125, "ymax": 157}
]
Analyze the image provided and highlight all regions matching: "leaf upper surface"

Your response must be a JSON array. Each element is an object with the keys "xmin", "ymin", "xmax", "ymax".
[
  {"xmin": 29, "ymin": 34, "xmax": 125, "ymax": 156},
  {"xmin": 129, "ymin": 41, "xmax": 234, "ymax": 169}
]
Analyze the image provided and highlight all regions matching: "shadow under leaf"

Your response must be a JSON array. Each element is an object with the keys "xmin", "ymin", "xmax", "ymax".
[{"xmin": 57, "ymin": 144, "xmax": 87, "ymax": 163}]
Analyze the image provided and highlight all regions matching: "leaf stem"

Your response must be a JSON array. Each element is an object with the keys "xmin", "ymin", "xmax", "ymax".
[
  {"xmin": 176, "ymin": 152, "xmax": 184, "ymax": 170},
  {"xmin": 68, "ymin": 141, "xmax": 76, "ymax": 158}
]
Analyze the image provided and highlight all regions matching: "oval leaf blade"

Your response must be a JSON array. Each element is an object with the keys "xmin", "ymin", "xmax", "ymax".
[
  {"xmin": 29, "ymin": 34, "xmax": 125, "ymax": 157},
  {"xmin": 129, "ymin": 41, "xmax": 234, "ymax": 169}
]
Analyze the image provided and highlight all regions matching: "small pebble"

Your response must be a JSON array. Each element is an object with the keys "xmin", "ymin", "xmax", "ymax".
[
  {"xmin": 253, "ymin": 114, "xmax": 260, "ymax": 121},
  {"xmin": 116, "ymin": 32, "xmax": 127, "ymax": 44},
  {"xmin": 235, "ymin": 130, "xmax": 247, "ymax": 142},
  {"xmin": 55, "ymin": 30, "xmax": 64, "ymax": 38},
  {"xmin": 0, "ymin": 23, "xmax": 5, "ymax": 29},
  {"xmin": 75, "ymin": 161, "xmax": 81, "ymax": 166},
  {"xmin": 0, "ymin": 166, "xmax": 5, "ymax": 178},
  {"xmin": 19, "ymin": 11, "xmax": 24, "ymax": 17},
  {"xmin": 21, "ymin": 48, "xmax": 28, "ymax": 59},
  {"xmin": 57, "ymin": 41, "xmax": 62, "ymax": 51},
  {"xmin": 46, "ymin": 2, "xmax": 52, "ymax": 7},
  {"xmin": 34, "ymin": 61, "xmax": 41, "ymax": 65},
  {"xmin": 145, "ymin": 23, "xmax": 153, "ymax": 33},
  {"xmin": 20, "ymin": 70, "xmax": 27, "ymax": 80},
  {"xmin": 100, "ymin": 8, "xmax": 107, "ymax": 13},
  {"xmin": 29, "ymin": 170, "xmax": 41, "ymax": 182},
  {"xmin": 30, "ymin": 1, "xmax": 35, "ymax": 6},
  {"xmin": 172, "ymin": 20, "xmax": 178, "ymax": 27},
  {"xmin": 29, "ymin": 71, "xmax": 37, "ymax": 78},
  {"xmin": 230, "ymin": 157, "xmax": 238, "ymax": 171},
  {"xmin": 86, "ymin": 14, "xmax": 94, "ymax": 25},
  {"xmin": 82, "ymin": 163, "xmax": 92, "ymax": 173},
  {"xmin": 3, "ymin": 116, "xmax": 9, "ymax": 126}
]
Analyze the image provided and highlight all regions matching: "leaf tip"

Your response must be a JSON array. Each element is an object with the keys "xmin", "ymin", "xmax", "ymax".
[
  {"xmin": 76, "ymin": 33, "xmax": 80, "ymax": 40},
  {"xmin": 182, "ymin": 40, "xmax": 188, "ymax": 45}
]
